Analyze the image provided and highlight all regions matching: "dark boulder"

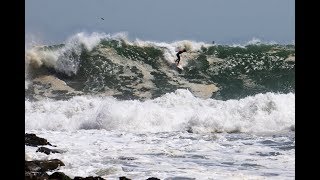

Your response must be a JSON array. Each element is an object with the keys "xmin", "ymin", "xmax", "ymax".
[
  {"xmin": 36, "ymin": 147, "xmax": 62, "ymax": 155},
  {"xmin": 49, "ymin": 172, "xmax": 72, "ymax": 180},
  {"xmin": 25, "ymin": 171, "xmax": 49, "ymax": 180},
  {"xmin": 25, "ymin": 159, "xmax": 65, "ymax": 172},
  {"xmin": 74, "ymin": 176, "xmax": 106, "ymax": 180},
  {"xmin": 119, "ymin": 177, "xmax": 131, "ymax": 180},
  {"xmin": 25, "ymin": 133, "xmax": 54, "ymax": 147}
]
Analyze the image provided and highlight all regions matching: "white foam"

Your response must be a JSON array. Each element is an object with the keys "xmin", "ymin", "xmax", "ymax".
[
  {"xmin": 25, "ymin": 32, "xmax": 110, "ymax": 76},
  {"xmin": 132, "ymin": 38, "xmax": 210, "ymax": 66},
  {"xmin": 25, "ymin": 129, "xmax": 294, "ymax": 179},
  {"xmin": 25, "ymin": 90, "xmax": 295, "ymax": 134},
  {"xmin": 230, "ymin": 37, "xmax": 280, "ymax": 48}
]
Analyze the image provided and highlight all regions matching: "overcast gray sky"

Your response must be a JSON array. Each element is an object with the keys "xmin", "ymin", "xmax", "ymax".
[{"xmin": 26, "ymin": 0, "xmax": 295, "ymax": 44}]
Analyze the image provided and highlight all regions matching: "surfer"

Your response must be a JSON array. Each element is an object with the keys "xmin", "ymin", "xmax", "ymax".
[{"xmin": 175, "ymin": 49, "xmax": 187, "ymax": 66}]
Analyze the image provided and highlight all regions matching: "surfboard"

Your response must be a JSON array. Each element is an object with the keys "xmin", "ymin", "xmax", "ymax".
[
  {"xmin": 169, "ymin": 62, "xmax": 183, "ymax": 73},
  {"xmin": 176, "ymin": 65, "xmax": 184, "ymax": 70}
]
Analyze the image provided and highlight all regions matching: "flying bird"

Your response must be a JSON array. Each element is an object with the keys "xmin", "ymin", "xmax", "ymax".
[{"xmin": 101, "ymin": 17, "xmax": 104, "ymax": 20}]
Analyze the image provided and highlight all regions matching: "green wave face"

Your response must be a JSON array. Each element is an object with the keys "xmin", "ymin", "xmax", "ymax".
[
  {"xmin": 28, "ymin": 39, "xmax": 295, "ymax": 100},
  {"xmin": 197, "ymin": 44, "xmax": 295, "ymax": 99}
]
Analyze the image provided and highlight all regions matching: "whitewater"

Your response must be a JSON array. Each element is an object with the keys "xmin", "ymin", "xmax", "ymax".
[{"xmin": 25, "ymin": 32, "xmax": 295, "ymax": 179}]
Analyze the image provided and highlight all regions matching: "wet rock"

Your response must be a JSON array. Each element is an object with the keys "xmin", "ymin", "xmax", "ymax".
[
  {"xmin": 25, "ymin": 159, "xmax": 65, "ymax": 172},
  {"xmin": 49, "ymin": 172, "xmax": 72, "ymax": 180},
  {"xmin": 119, "ymin": 177, "xmax": 131, "ymax": 180},
  {"xmin": 36, "ymin": 147, "xmax": 62, "ymax": 155},
  {"xmin": 25, "ymin": 171, "xmax": 49, "ymax": 180},
  {"xmin": 25, "ymin": 161, "xmax": 41, "ymax": 172},
  {"xmin": 25, "ymin": 133, "xmax": 53, "ymax": 147},
  {"xmin": 118, "ymin": 156, "xmax": 136, "ymax": 160},
  {"xmin": 74, "ymin": 176, "xmax": 105, "ymax": 180}
]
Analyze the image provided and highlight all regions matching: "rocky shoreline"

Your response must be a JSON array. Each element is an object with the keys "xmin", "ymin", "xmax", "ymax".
[{"xmin": 25, "ymin": 133, "xmax": 161, "ymax": 180}]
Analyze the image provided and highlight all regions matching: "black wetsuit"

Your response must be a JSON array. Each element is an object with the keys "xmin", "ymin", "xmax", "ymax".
[{"xmin": 175, "ymin": 50, "xmax": 185, "ymax": 64}]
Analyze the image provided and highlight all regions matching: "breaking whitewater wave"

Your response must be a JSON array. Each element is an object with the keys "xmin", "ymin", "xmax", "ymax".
[
  {"xmin": 25, "ymin": 32, "xmax": 295, "ymax": 101},
  {"xmin": 25, "ymin": 89, "xmax": 294, "ymax": 134}
]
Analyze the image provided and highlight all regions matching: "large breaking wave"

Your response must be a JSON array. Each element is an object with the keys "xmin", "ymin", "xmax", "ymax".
[{"xmin": 25, "ymin": 32, "xmax": 295, "ymax": 100}]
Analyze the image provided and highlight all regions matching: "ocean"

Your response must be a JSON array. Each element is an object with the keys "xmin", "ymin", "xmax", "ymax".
[{"xmin": 25, "ymin": 32, "xmax": 295, "ymax": 179}]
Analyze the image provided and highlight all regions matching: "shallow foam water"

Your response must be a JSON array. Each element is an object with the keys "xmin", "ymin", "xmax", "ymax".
[
  {"xmin": 25, "ymin": 90, "xmax": 295, "ymax": 179},
  {"xmin": 25, "ymin": 129, "xmax": 294, "ymax": 179}
]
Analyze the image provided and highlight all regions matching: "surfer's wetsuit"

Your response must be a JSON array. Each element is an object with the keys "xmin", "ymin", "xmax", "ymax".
[{"xmin": 175, "ymin": 49, "xmax": 187, "ymax": 65}]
